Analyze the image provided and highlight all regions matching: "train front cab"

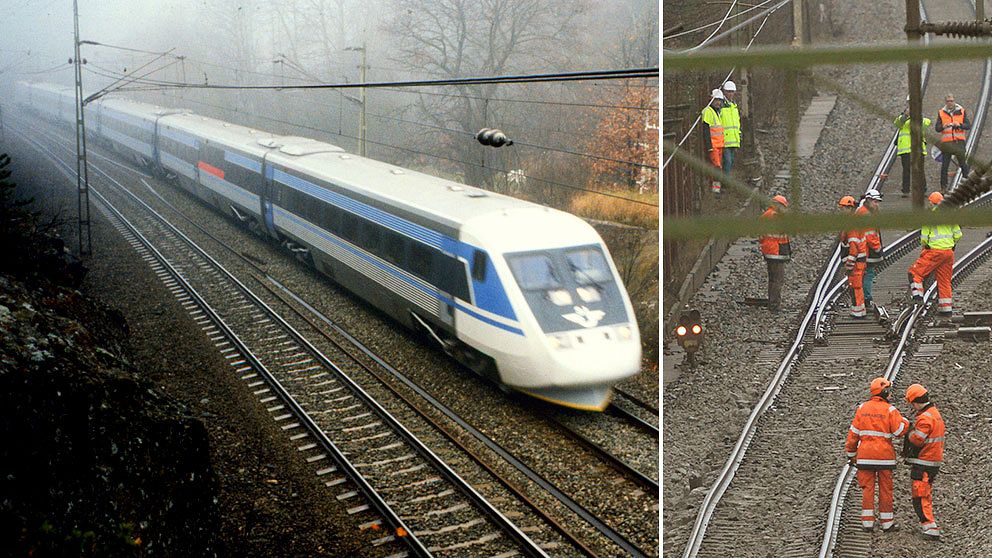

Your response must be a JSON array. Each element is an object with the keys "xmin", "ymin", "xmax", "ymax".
[{"xmin": 457, "ymin": 209, "xmax": 641, "ymax": 411}]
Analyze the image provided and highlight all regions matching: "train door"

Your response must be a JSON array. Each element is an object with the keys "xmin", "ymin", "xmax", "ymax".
[{"xmin": 260, "ymin": 154, "xmax": 278, "ymax": 238}]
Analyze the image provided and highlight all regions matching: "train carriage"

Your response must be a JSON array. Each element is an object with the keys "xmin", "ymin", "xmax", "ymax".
[{"xmin": 18, "ymin": 80, "xmax": 642, "ymax": 410}]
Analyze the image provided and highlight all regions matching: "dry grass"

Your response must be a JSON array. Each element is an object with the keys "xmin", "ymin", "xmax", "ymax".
[{"xmin": 570, "ymin": 190, "xmax": 659, "ymax": 229}]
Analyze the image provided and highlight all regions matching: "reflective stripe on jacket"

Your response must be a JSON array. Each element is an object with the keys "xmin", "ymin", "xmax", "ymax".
[
  {"xmin": 702, "ymin": 105, "xmax": 725, "ymax": 149},
  {"xmin": 937, "ymin": 105, "xmax": 968, "ymax": 142},
  {"xmin": 760, "ymin": 207, "xmax": 791, "ymax": 261},
  {"xmin": 858, "ymin": 205, "xmax": 884, "ymax": 263},
  {"xmin": 840, "ymin": 226, "xmax": 867, "ymax": 263},
  {"xmin": 906, "ymin": 404, "xmax": 945, "ymax": 468},
  {"xmin": 895, "ymin": 115, "xmax": 931, "ymax": 155},
  {"xmin": 921, "ymin": 215, "xmax": 962, "ymax": 250},
  {"xmin": 720, "ymin": 101, "xmax": 741, "ymax": 148},
  {"xmin": 846, "ymin": 396, "xmax": 909, "ymax": 469}
]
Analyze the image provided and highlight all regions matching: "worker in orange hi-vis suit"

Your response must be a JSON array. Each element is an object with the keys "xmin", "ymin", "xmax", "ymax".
[
  {"xmin": 759, "ymin": 195, "xmax": 791, "ymax": 312},
  {"xmin": 908, "ymin": 191, "xmax": 962, "ymax": 316},
  {"xmin": 838, "ymin": 195, "xmax": 868, "ymax": 318},
  {"xmin": 846, "ymin": 377, "xmax": 909, "ymax": 532},
  {"xmin": 903, "ymin": 384, "xmax": 946, "ymax": 541}
]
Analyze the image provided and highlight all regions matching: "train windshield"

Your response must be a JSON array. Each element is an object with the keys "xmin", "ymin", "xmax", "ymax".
[
  {"xmin": 507, "ymin": 253, "xmax": 563, "ymax": 291},
  {"xmin": 505, "ymin": 245, "xmax": 628, "ymax": 333}
]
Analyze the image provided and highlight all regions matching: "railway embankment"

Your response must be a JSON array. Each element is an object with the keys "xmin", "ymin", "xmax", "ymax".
[
  {"xmin": 0, "ymin": 172, "xmax": 220, "ymax": 554},
  {"xmin": 0, "ymin": 149, "xmax": 368, "ymax": 556}
]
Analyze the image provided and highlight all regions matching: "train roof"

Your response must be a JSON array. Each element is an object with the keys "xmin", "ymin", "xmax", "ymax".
[
  {"xmin": 25, "ymin": 82, "xmax": 566, "ymax": 231},
  {"xmin": 270, "ymin": 148, "xmax": 540, "ymax": 230}
]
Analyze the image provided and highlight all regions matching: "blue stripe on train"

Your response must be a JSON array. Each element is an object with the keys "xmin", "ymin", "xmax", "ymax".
[{"xmin": 274, "ymin": 207, "xmax": 524, "ymax": 336}]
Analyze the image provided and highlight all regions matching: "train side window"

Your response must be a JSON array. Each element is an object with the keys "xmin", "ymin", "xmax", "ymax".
[
  {"xmin": 471, "ymin": 250, "xmax": 487, "ymax": 282},
  {"xmin": 362, "ymin": 221, "xmax": 382, "ymax": 253},
  {"xmin": 322, "ymin": 204, "xmax": 341, "ymax": 233},
  {"xmin": 408, "ymin": 242, "xmax": 433, "ymax": 281},
  {"xmin": 381, "ymin": 230, "xmax": 405, "ymax": 266},
  {"xmin": 340, "ymin": 212, "xmax": 360, "ymax": 244}
]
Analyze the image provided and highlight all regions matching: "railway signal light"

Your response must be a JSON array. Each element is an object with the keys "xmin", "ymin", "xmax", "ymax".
[
  {"xmin": 476, "ymin": 128, "xmax": 513, "ymax": 147},
  {"xmin": 675, "ymin": 308, "xmax": 703, "ymax": 365}
]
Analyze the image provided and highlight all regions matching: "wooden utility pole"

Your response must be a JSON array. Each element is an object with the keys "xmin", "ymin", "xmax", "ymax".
[
  {"xmin": 978, "ymin": 0, "xmax": 985, "ymax": 22},
  {"xmin": 793, "ymin": 0, "xmax": 808, "ymax": 45},
  {"xmin": 907, "ymin": 0, "xmax": 925, "ymax": 208}
]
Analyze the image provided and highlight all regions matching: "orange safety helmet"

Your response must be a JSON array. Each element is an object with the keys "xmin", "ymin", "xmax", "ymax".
[
  {"xmin": 870, "ymin": 376, "xmax": 892, "ymax": 396},
  {"xmin": 928, "ymin": 191, "xmax": 944, "ymax": 205},
  {"xmin": 772, "ymin": 194, "xmax": 789, "ymax": 207},
  {"xmin": 838, "ymin": 195, "xmax": 857, "ymax": 208},
  {"xmin": 906, "ymin": 383, "xmax": 929, "ymax": 403}
]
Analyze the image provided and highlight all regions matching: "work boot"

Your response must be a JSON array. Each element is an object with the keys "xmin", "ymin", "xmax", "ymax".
[
  {"xmin": 882, "ymin": 523, "xmax": 899, "ymax": 533},
  {"xmin": 913, "ymin": 295, "xmax": 924, "ymax": 304}
]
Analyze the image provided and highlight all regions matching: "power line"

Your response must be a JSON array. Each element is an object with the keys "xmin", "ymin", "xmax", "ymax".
[
  {"xmin": 90, "ymin": 61, "xmax": 657, "ymax": 171},
  {"xmin": 376, "ymin": 86, "xmax": 659, "ymax": 111},
  {"xmin": 82, "ymin": 48, "xmax": 656, "ymax": 111},
  {"xmin": 82, "ymin": 66, "xmax": 659, "ymax": 92},
  {"xmin": 663, "ymin": 0, "xmax": 778, "ymax": 41},
  {"xmin": 683, "ymin": 0, "xmax": 740, "ymax": 52},
  {"xmin": 138, "ymin": 90, "xmax": 658, "ymax": 208}
]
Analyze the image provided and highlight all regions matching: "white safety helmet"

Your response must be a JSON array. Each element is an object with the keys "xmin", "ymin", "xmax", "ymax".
[
  {"xmin": 711, "ymin": 89, "xmax": 725, "ymax": 100},
  {"xmin": 865, "ymin": 188, "xmax": 883, "ymax": 201},
  {"xmin": 723, "ymin": 80, "xmax": 737, "ymax": 92}
]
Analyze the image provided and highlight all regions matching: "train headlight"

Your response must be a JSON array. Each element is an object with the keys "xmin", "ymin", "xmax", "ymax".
[
  {"xmin": 675, "ymin": 325, "xmax": 687, "ymax": 337},
  {"xmin": 618, "ymin": 325, "xmax": 633, "ymax": 340},
  {"xmin": 691, "ymin": 324, "xmax": 702, "ymax": 335},
  {"xmin": 548, "ymin": 334, "xmax": 572, "ymax": 349}
]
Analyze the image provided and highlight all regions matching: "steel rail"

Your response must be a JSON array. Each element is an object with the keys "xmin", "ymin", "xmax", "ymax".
[
  {"xmin": 818, "ymin": 229, "xmax": 992, "ymax": 558},
  {"xmin": 681, "ymin": 5, "xmax": 936, "ymax": 556},
  {"xmin": 15, "ymin": 125, "xmax": 550, "ymax": 558},
  {"xmin": 20, "ymin": 116, "xmax": 646, "ymax": 557},
  {"xmin": 12, "ymin": 126, "xmax": 434, "ymax": 557},
  {"xmin": 605, "ymin": 401, "xmax": 659, "ymax": 438},
  {"xmin": 612, "ymin": 387, "xmax": 659, "ymax": 416},
  {"xmin": 818, "ymin": 2, "xmax": 991, "ymax": 552},
  {"xmin": 813, "ymin": 37, "xmax": 992, "ymax": 339},
  {"xmin": 551, "ymin": 419, "xmax": 658, "ymax": 493}
]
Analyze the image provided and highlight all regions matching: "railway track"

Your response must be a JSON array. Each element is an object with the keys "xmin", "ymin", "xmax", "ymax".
[
  {"xmin": 821, "ymin": 228, "xmax": 992, "ymax": 558},
  {"xmin": 682, "ymin": 0, "xmax": 992, "ymax": 555},
  {"xmin": 14, "ymin": 125, "xmax": 550, "ymax": 558},
  {"xmin": 11, "ymin": 113, "xmax": 659, "ymax": 556}
]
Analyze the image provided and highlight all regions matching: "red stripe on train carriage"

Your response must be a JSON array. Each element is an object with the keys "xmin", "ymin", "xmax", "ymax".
[{"xmin": 197, "ymin": 161, "xmax": 225, "ymax": 179}]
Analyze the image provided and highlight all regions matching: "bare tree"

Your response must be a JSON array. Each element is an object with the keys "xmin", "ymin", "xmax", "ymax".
[{"xmin": 386, "ymin": 0, "xmax": 587, "ymax": 188}]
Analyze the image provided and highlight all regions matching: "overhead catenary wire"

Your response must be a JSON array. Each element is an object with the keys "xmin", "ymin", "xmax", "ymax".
[
  {"xmin": 663, "ymin": 0, "xmax": 779, "ymax": 41},
  {"xmin": 78, "ymin": 45, "xmax": 657, "ymax": 110},
  {"xmin": 661, "ymin": 4, "xmax": 778, "ymax": 170},
  {"xmin": 682, "ymin": 0, "xmax": 740, "ymax": 52},
  {"xmin": 84, "ymin": 62, "xmax": 656, "ymax": 170},
  {"xmin": 79, "ymin": 66, "xmax": 659, "ymax": 93}
]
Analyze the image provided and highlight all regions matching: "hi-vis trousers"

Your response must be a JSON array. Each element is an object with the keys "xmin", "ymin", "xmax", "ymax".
[
  {"xmin": 912, "ymin": 467, "xmax": 941, "ymax": 537},
  {"xmin": 848, "ymin": 262, "xmax": 866, "ymax": 317},
  {"xmin": 858, "ymin": 468, "xmax": 895, "ymax": 530},
  {"xmin": 909, "ymin": 248, "xmax": 954, "ymax": 314}
]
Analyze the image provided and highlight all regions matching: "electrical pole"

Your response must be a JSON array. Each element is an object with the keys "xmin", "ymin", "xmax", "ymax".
[
  {"xmin": 344, "ymin": 44, "xmax": 367, "ymax": 156},
  {"xmin": 792, "ymin": 0, "xmax": 808, "ymax": 45},
  {"xmin": 907, "ymin": 0, "xmax": 925, "ymax": 209},
  {"xmin": 72, "ymin": 0, "xmax": 92, "ymax": 256},
  {"xmin": 979, "ymin": 0, "xmax": 985, "ymax": 22},
  {"xmin": 359, "ymin": 42, "xmax": 367, "ymax": 157}
]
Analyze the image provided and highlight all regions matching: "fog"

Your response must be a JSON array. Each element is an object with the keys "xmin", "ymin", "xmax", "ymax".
[{"xmin": 2, "ymin": 0, "xmax": 658, "ymax": 206}]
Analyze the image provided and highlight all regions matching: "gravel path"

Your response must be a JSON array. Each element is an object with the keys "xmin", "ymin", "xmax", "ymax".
[{"xmin": 663, "ymin": 0, "xmax": 910, "ymax": 554}]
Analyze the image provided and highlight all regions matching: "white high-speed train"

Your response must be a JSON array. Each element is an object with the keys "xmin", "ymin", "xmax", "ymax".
[{"xmin": 16, "ymin": 81, "xmax": 642, "ymax": 410}]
